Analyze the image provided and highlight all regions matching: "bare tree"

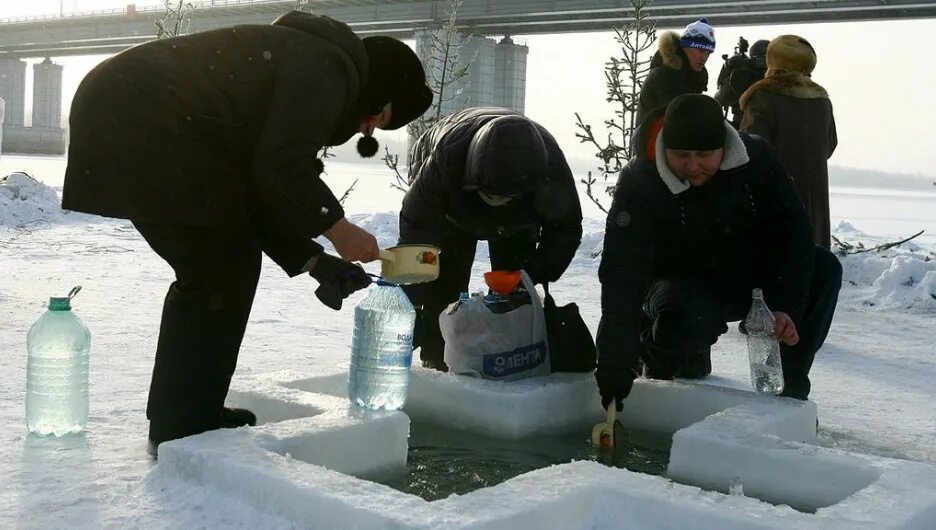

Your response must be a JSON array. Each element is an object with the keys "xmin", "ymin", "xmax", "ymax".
[
  {"xmin": 382, "ymin": 0, "xmax": 473, "ymax": 193},
  {"xmin": 154, "ymin": 0, "xmax": 196, "ymax": 39},
  {"xmin": 832, "ymin": 230, "xmax": 925, "ymax": 256},
  {"xmin": 337, "ymin": 178, "xmax": 358, "ymax": 206},
  {"xmin": 383, "ymin": 149, "xmax": 409, "ymax": 193},
  {"xmin": 574, "ymin": 0, "xmax": 655, "ymax": 213}
]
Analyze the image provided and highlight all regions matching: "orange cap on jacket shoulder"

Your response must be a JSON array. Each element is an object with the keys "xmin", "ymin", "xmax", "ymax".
[{"xmin": 645, "ymin": 115, "xmax": 665, "ymax": 161}]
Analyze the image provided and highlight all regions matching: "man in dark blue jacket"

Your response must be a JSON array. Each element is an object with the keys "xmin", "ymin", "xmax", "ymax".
[
  {"xmin": 596, "ymin": 94, "xmax": 841, "ymax": 409},
  {"xmin": 399, "ymin": 107, "xmax": 583, "ymax": 371}
]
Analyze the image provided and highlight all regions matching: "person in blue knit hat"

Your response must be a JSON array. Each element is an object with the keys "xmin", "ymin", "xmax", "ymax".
[{"xmin": 635, "ymin": 18, "xmax": 717, "ymax": 126}]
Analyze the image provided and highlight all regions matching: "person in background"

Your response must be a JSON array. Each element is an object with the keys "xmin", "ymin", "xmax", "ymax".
[
  {"xmin": 740, "ymin": 34, "xmax": 837, "ymax": 249},
  {"xmin": 635, "ymin": 18, "xmax": 716, "ymax": 127},
  {"xmin": 61, "ymin": 11, "xmax": 431, "ymax": 453},
  {"xmin": 399, "ymin": 107, "xmax": 583, "ymax": 371},
  {"xmin": 713, "ymin": 37, "xmax": 769, "ymax": 128},
  {"xmin": 596, "ymin": 94, "xmax": 841, "ymax": 411}
]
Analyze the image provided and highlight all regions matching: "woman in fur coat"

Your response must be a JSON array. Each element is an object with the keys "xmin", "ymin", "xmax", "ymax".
[{"xmin": 740, "ymin": 35, "xmax": 837, "ymax": 249}]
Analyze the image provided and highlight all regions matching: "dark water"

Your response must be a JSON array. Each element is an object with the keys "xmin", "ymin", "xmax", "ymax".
[{"xmin": 379, "ymin": 422, "xmax": 671, "ymax": 502}]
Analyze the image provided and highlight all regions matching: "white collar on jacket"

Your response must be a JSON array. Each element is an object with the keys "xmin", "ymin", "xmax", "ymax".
[{"xmin": 654, "ymin": 123, "xmax": 750, "ymax": 195}]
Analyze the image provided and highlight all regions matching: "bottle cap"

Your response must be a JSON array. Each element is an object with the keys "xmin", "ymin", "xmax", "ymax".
[
  {"xmin": 48, "ymin": 297, "xmax": 71, "ymax": 310},
  {"xmin": 48, "ymin": 286, "xmax": 81, "ymax": 311}
]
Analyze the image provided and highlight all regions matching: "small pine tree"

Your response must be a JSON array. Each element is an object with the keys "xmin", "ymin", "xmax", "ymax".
[
  {"xmin": 574, "ymin": 0, "xmax": 655, "ymax": 213},
  {"xmin": 383, "ymin": 0, "xmax": 473, "ymax": 192}
]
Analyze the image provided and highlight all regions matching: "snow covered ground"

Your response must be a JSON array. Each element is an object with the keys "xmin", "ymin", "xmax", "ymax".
[{"xmin": 1, "ymin": 156, "xmax": 935, "ymax": 528}]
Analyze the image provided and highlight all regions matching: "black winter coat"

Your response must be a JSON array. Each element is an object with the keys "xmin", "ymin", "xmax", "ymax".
[
  {"xmin": 635, "ymin": 31, "xmax": 709, "ymax": 127},
  {"xmin": 399, "ymin": 107, "xmax": 583, "ymax": 283},
  {"xmin": 62, "ymin": 13, "xmax": 367, "ymax": 275},
  {"xmin": 596, "ymin": 110, "xmax": 815, "ymax": 378}
]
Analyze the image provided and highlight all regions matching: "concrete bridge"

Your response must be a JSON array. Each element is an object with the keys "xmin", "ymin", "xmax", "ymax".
[{"xmin": 1, "ymin": 0, "xmax": 934, "ymax": 154}]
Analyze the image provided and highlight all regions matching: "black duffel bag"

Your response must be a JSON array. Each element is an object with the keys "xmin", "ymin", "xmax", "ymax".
[{"xmin": 543, "ymin": 284, "xmax": 597, "ymax": 372}]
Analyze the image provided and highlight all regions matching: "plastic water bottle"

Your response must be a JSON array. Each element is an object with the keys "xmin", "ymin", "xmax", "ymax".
[
  {"xmin": 26, "ymin": 286, "xmax": 91, "ymax": 436},
  {"xmin": 744, "ymin": 288, "xmax": 784, "ymax": 395},
  {"xmin": 348, "ymin": 280, "xmax": 416, "ymax": 410}
]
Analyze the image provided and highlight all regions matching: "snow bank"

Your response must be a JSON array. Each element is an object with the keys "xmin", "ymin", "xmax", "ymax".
[
  {"xmin": 0, "ymin": 172, "xmax": 103, "ymax": 226},
  {"xmin": 0, "ymin": 172, "xmax": 64, "ymax": 226},
  {"xmin": 862, "ymin": 254, "xmax": 936, "ymax": 311},
  {"xmin": 833, "ymin": 220, "xmax": 936, "ymax": 312}
]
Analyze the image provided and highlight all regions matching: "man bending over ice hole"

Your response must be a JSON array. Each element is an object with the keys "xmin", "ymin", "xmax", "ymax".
[{"xmin": 398, "ymin": 107, "xmax": 584, "ymax": 372}]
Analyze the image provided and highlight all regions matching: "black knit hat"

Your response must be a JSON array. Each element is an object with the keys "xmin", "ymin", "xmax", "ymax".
[
  {"xmin": 662, "ymin": 94, "xmax": 726, "ymax": 150},
  {"xmin": 359, "ymin": 37, "xmax": 433, "ymax": 130}
]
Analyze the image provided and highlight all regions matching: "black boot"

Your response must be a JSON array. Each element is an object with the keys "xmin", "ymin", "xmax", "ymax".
[
  {"xmin": 421, "ymin": 358, "xmax": 449, "ymax": 372},
  {"xmin": 148, "ymin": 407, "xmax": 256, "ymax": 460},
  {"xmin": 222, "ymin": 407, "xmax": 257, "ymax": 427}
]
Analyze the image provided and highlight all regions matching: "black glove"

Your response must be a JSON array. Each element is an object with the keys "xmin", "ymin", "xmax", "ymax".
[
  {"xmin": 595, "ymin": 368, "xmax": 635, "ymax": 411},
  {"xmin": 309, "ymin": 254, "xmax": 371, "ymax": 310}
]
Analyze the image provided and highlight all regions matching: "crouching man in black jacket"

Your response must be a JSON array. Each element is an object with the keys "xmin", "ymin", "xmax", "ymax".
[
  {"xmin": 399, "ymin": 107, "xmax": 584, "ymax": 371},
  {"xmin": 596, "ymin": 94, "xmax": 841, "ymax": 410}
]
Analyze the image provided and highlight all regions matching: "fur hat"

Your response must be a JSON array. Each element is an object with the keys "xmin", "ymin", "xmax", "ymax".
[
  {"xmin": 662, "ymin": 94, "xmax": 726, "ymax": 150},
  {"xmin": 679, "ymin": 18, "xmax": 716, "ymax": 53},
  {"xmin": 766, "ymin": 34, "xmax": 817, "ymax": 76},
  {"xmin": 359, "ymin": 36, "xmax": 433, "ymax": 130}
]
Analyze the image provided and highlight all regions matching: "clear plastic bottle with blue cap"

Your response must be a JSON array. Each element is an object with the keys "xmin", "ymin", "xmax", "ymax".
[
  {"xmin": 347, "ymin": 278, "xmax": 416, "ymax": 410},
  {"xmin": 26, "ymin": 286, "xmax": 91, "ymax": 436}
]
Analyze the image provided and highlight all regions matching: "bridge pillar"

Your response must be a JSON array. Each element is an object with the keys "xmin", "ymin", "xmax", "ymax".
[
  {"xmin": 0, "ymin": 58, "xmax": 27, "ymax": 127},
  {"xmin": 458, "ymin": 35, "xmax": 495, "ymax": 111},
  {"xmin": 494, "ymin": 36, "xmax": 528, "ymax": 114},
  {"xmin": 410, "ymin": 31, "xmax": 529, "ymax": 155},
  {"xmin": 0, "ymin": 57, "xmax": 66, "ymax": 155},
  {"xmin": 414, "ymin": 32, "xmax": 528, "ymax": 116},
  {"xmin": 415, "ymin": 30, "xmax": 484, "ymax": 116},
  {"xmin": 33, "ymin": 57, "xmax": 64, "ymax": 128}
]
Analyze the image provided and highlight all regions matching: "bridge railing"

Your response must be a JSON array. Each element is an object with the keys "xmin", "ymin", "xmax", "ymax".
[
  {"xmin": 0, "ymin": 5, "xmax": 160, "ymax": 24},
  {"xmin": 0, "ymin": 0, "xmax": 291, "ymax": 25}
]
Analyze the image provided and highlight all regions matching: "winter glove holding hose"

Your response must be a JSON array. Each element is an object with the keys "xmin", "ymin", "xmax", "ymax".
[
  {"xmin": 595, "ymin": 367, "xmax": 635, "ymax": 412},
  {"xmin": 309, "ymin": 254, "xmax": 371, "ymax": 310}
]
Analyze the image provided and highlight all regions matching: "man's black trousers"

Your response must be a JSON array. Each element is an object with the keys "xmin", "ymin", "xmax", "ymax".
[
  {"xmin": 134, "ymin": 222, "xmax": 262, "ymax": 446},
  {"xmin": 639, "ymin": 246, "xmax": 842, "ymax": 399}
]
